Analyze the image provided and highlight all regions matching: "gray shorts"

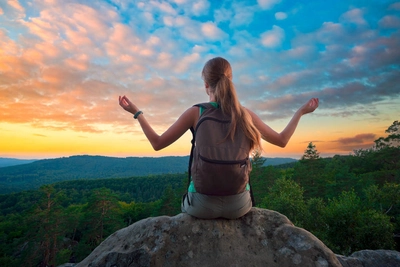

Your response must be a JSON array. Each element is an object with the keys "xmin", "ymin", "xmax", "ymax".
[{"xmin": 181, "ymin": 191, "xmax": 252, "ymax": 219}]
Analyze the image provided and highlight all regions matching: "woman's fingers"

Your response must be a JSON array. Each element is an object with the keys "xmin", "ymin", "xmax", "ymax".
[{"xmin": 118, "ymin": 96, "xmax": 129, "ymax": 110}]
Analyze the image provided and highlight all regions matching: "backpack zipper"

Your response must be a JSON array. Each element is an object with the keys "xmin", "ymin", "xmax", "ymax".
[{"xmin": 199, "ymin": 154, "xmax": 248, "ymax": 165}]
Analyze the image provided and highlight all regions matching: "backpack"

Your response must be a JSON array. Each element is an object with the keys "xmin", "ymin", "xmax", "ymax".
[{"xmin": 187, "ymin": 103, "xmax": 255, "ymax": 205}]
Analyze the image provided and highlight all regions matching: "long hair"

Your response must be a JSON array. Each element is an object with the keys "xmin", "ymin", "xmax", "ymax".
[{"xmin": 202, "ymin": 57, "xmax": 261, "ymax": 151}]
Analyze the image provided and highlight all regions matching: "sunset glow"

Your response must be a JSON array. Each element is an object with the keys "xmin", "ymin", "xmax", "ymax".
[{"xmin": 0, "ymin": 0, "xmax": 399, "ymax": 160}]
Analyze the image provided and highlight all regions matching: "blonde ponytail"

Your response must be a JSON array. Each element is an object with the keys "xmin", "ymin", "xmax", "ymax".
[{"xmin": 202, "ymin": 57, "xmax": 261, "ymax": 152}]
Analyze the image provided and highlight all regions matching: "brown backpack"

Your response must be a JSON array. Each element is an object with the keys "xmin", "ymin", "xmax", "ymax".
[{"xmin": 187, "ymin": 103, "xmax": 254, "ymax": 199}]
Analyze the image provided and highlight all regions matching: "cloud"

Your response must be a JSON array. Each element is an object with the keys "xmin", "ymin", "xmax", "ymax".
[
  {"xmin": 173, "ymin": 53, "xmax": 201, "ymax": 73},
  {"xmin": 172, "ymin": 0, "xmax": 187, "ymax": 4},
  {"xmin": 7, "ymin": 0, "xmax": 25, "ymax": 13},
  {"xmin": 378, "ymin": 15, "xmax": 400, "ymax": 28},
  {"xmin": 340, "ymin": 8, "xmax": 367, "ymax": 26},
  {"xmin": 335, "ymin": 133, "xmax": 376, "ymax": 145},
  {"xmin": 275, "ymin": 12, "xmax": 287, "ymax": 20},
  {"xmin": 151, "ymin": 1, "xmax": 177, "ymax": 15},
  {"xmin": 0, "ymin": 0, "xmax": 399, "ymax": 143},
  {"xmin": 389, "ymin": 2, "xmax": 400, "ymax": 10},
  {"xmin": 191, "ymin": 0, "xmax": 210, "ymax": 16},
  {"xmin": 257, "ymin": 0, "xmax": 281, "ymax": 10},
  {"xmin": 230, "ymin": 3, "xmax": 258, "ymax": 27},
  {"xmin": 260, "ymin": 25, "xmax": 285, "ymax": 48},
  {"xmin": 201, "ymin": 21, "xmax": 226, "ymax": 40}
]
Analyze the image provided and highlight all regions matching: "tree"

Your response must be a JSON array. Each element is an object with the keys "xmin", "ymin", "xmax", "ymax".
[
  {"xmin": 322, "ymin": 190, "xmax": 394, "ymax": 255},
  {"xmin": 120, "ymin": 201, "xmax": 154, "ymax": 226},
  {"xmin": 157, "ymin": 185, "xmax": 181, "ymax": 216},
  {"xmin": 351, "ymin": 121, "xmax": 400, "ymax": 174},
  {"xmin": 301, "ymin": 142, "xmax": 320, "ymax": 160},
  {"xmin": 260, "ymin": 178, "xmax": 308, "ymax": 226},
  {"xmin": 24, "ymin": 185, "xmax": 67, "ymax": 267},
  {"xmin": 293, "ymin": 142, "xmax": 326, "ymax": 199},
  {"xmin": 250, "ymin": 150, "xmax": 266, "ymax": 171},
  {"xmin": 303, "ymin": 197, "xmax": 327, "ymax": 239},
  {"xmin": 374, "ymin": 120, "xmax": 400, "ymax": 149},
  {"xmin": 323, "ymin": 156, "xmax": 359, "ymax": 199},
  {"xmin": 250, "ymin": 150, "xmax": 271, "ymax": 205},
  {"xmin": 364, "ymin": 183, "xmax": 400, "ymax": 215},
  {"xmin": 79, "ymin": 188, "xmax": 123, "ymax": 255}
]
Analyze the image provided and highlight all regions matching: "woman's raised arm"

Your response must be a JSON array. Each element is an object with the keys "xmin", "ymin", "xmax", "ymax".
[
  {"xmin": 247, "ymin": 98, "xmax": 319, "ymax": 148},
  {"xmin": 119, "ymin": 95, "xmax": 198, "ymax": 151}
]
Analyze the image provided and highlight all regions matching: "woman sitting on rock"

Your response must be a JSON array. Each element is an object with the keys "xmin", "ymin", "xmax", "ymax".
[{"xmin": 119, "ymin": 57, "xmax": 319, "ymax": 219}]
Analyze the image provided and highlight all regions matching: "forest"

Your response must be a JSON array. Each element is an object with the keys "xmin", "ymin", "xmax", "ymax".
[
  {"xmin": 0, "ymin": 121, "xmax": 399, "ymax": 266},
  {"xmin": 0, "ymin": 156, "xmax": 190, "ymax": 194},
  {"xmin": 0, "ymin": 155, "xmax": 296, "ymax": 194}
]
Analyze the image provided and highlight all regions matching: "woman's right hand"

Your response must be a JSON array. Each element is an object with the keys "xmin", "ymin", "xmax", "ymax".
[{"xmin": 119, "ymin": 95, "xmax": 139, "ymax": 115}]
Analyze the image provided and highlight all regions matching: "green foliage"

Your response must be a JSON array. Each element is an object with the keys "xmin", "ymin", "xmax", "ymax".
[
  {"xmin": 321, "ymin": 190, "xmax": 394, "ymax": 255},
  {"xmin": 364, "ymin": 183, "xmax": 400, "ymax": 214},
  {"xmin": 0, "ymin": 174, "xmax": 188, "ymax": 265},
  {"xmin": 374, "ymin": 120, "xmax": 400, "ymax": 149},
  {"xmin": 301, "ymin": 142, "xmax": 320, "ymax": 160},
  {"xmin": 0, "ymin": 155, "xmax": 296, "ymax": 194},
  {"xmin": 156, "ymin": 185, "xmax": 182, "ymax": 216},
  {"xmin": 0, "ymin": 156, "xmax": 190, "ymax": 194},
  {"xmin": 250, "ymin": 151, "xmax": 282, "ymax": 205},
  {"xmin": 260, "ymin": 177, "xmax": 307, "ymax": 226},
  {"xmin": 22, "ymin": 185, "xmax": 69, "ymax": 266},
  {"xmin": 78, "ymin": 188, "xmax": 124, "ymax": 256},
  {"xmin": 0, "ymin": 121, "xmax": 399, "ymax": 263},
  {"xmin": 303, "ymin": 198, "xmax": 327, "ymax": 238},
  {"xmin": 292, "ymin": 158, "xmax": 327, "ymax": 199}
]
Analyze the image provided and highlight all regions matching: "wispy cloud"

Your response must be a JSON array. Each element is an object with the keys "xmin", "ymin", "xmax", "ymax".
[
  {"xmin": 335, "ymin": 133, "xmax": 377, "ymax": 145},
  {"xmin": 257, "ymin": 0, "xmax": 281, "ymax": 10}
]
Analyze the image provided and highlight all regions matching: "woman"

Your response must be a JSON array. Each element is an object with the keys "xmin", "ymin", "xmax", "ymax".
[{"xmin": 119, "ymin": 57, "xmax": 319, "ymax": 219}]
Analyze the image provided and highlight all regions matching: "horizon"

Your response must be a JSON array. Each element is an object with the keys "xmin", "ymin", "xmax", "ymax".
[
  {"xmin": 0, "ymin": 152, "xmax": 342, "ymax": 161},
  {"xmin": 1, "ymin": 0, "xmax": 399, "ymax": 160}
]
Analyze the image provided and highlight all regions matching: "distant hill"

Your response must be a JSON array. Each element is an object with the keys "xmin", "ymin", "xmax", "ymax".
[
  {"xmin": 263, "ymin": 157, "xmax": 297, "ymax": 166},
  {"xmin": 0, "ymin": 158, "xmax": 37, "ymax": 168},
  {"xmin": 0, "ymin": 155, "xmax": 297, "ymax": 194}
]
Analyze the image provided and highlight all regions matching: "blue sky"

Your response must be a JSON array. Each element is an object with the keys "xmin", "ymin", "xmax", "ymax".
[{"xmin": 0, "ymin": 0, "xmax": 399, "ymax": 159}]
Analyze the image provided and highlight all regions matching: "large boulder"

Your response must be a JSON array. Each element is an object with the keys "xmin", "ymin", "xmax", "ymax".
[
  {"xmin": 76, "ymin": 208, "xmax": 341, "ymax": 267},
  {"xmin": 336, "ymin": 249, "xmax": 400, "ymax": 267}
]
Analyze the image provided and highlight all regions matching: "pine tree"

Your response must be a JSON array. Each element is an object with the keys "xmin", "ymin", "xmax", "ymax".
[
  {"xmin": 294, "ymin": 142, "xmax": 325, "ymax": 199},
  {"xmin": 301, "ymin": 142, "xmax": 320, "ymax": 160},
  {"xmin": 80, "ymin": 188, "xmax": 123, "ymax": 249},
  {"xmin": 24, "ymin": 185, "xmax": 67, "ymax": 267}
]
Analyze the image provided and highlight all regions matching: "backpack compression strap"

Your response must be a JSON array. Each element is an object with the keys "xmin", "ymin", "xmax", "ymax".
[{"xmin": 187, "ymin": 126, "xmax": 195, "ymax": 186}]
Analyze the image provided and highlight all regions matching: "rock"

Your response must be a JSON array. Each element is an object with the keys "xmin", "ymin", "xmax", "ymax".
[
  {"xmin": 76, "ymin": 208, "xmax": 341, "ymax": 267},
  {"xmin": 58, "ymin": 264, "xmax": 76, "ymax": 267},
  {"xmin": 337, "ymin": 249, "xmax": 400, "ymax": 267}
]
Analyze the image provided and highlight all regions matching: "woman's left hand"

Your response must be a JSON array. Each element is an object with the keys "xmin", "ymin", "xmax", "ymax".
[
  {"xmin": 300, "ymin": 98, "xmax": 319, "ymax": 115},
  {"xmin": 119, "ymin": 95, "xmax": 139, "ymax": 115}
]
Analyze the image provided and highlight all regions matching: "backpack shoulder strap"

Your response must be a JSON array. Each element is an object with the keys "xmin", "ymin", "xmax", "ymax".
[
  {"xmin": 194, "ymin": 102, "xmax": 216, "ymax": 116},
  {"xmin": 194, "ymin": 102, "xmax": 215, "ymax": 109},
  {"xmin": 185, "ymin": 102, "xmax": 220, "ymax": 205}
]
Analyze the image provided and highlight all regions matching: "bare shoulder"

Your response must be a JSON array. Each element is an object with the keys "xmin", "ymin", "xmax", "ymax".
[
  {"xmin": 183, "ymin": 105, "xmax": 200, "ymax": 128},
  {"xmin": 182, "ymin": 105, "xmax": 199, "ymax": 116}
]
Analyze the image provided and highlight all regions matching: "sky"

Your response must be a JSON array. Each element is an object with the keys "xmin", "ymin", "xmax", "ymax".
[{"xmin": 0, "ymin": 0, "xmax": 399, "ymax": 160}]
